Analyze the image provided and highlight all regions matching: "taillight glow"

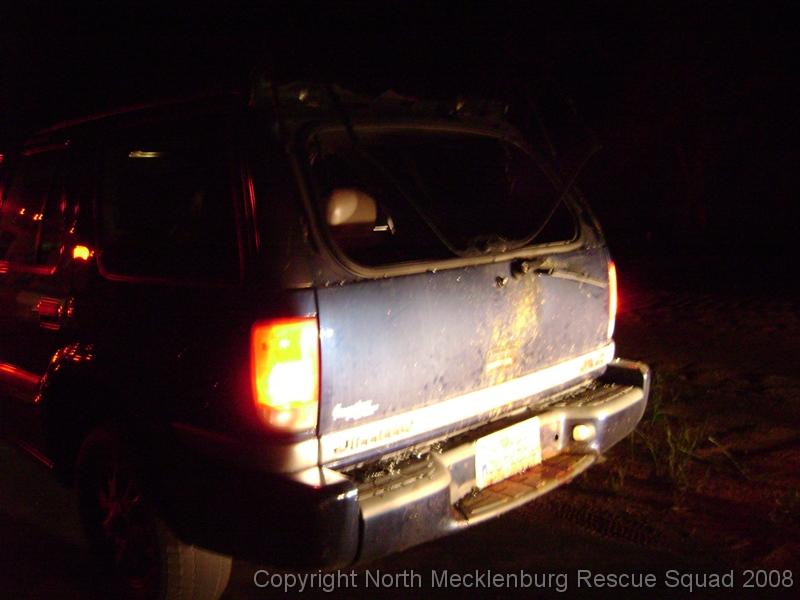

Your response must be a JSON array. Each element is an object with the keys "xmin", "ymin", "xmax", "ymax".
[
  {"xmin": 607, "ymin": 261, "xmax": 618, "ymax": 340},
  {"xmin": 251, "ymin": 318, "xmax": 319, "ymax": 432},
  {"xmin": 72, "ymin": 245, "xmax": 94, "ymax": 260}
]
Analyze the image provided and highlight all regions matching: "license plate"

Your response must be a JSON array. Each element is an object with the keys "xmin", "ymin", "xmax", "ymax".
[{"xmin": 474, "ymin": 416, "xmax": 541, "ymax": 489}]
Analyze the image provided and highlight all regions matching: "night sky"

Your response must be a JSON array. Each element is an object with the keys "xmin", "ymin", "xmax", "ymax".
[{"xmin": 2, "ymin": 3, "xmax": 796, "ymax": 270}]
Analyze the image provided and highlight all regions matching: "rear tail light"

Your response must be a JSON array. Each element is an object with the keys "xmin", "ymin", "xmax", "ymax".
[
  {"xmin": 607, "ymin": 261, "xmax": 618, "ymax": 340},
  {"xmin": 72, "ymin": 245, "xmax": 94, "ymax": 261},
  {"xmin": 250, "ymin": 317, "xmax": 319, "ymax": 433}
]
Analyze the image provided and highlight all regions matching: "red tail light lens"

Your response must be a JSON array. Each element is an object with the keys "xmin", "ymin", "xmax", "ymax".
[
  {"xmin": 250, "ymin": 318, "xmax": 319, "ymax": 432},
  {"xmin": 607, "ymin": 261, "xmax": 618, "ymax": 340}
]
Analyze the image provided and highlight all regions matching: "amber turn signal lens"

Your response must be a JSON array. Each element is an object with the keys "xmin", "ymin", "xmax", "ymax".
[{"xmin": 72, "ymin": 245, "xmax": 94, "ymax": 261}]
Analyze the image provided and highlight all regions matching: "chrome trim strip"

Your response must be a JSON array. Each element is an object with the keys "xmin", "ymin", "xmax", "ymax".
[{"xmin": 320, "ymin": 343, "xmax": 615, "ymax": 463}]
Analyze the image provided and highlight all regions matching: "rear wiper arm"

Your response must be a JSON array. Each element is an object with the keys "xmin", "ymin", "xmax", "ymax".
[{"xmin": 511, "ymin": 258, "xmax": 607, "ymax": 288}]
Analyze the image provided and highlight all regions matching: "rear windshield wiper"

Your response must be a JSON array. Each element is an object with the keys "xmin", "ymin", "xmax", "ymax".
[{"xmin": 511, "ymin": 257, "xmax": 607, "ymax": 288}]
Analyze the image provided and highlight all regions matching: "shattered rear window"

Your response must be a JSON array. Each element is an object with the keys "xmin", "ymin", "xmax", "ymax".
[{"xmin": 307, "ymin": 126, "xmax": 577, "ymax": 267}]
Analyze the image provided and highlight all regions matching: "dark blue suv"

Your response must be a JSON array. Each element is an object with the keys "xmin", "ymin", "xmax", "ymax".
[{"xmin": 0, "ymin": 84, "xmax": 649, "ymax": 599}]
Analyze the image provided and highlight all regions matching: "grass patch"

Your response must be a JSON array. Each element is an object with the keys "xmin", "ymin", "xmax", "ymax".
[{"xmin": 601, "ymin": 369, "xmax": 711, "ymax": 495}]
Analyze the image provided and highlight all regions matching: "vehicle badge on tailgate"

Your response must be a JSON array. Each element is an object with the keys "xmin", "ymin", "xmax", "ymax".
[{"xmin": 332, "ymin": 400, "xmax": 380, "ymax": 421}]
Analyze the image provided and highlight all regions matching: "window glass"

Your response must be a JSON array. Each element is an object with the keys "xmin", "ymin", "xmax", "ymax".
[
  {"xmin": 38, "ymin": 176, "xmax": 71, "ymax": 266},
  {"xmin": 98, "ymin": 118, "xmax": 239, "ymax": 280},
  {"xmin": 308, "ymin": 127, "xmax": 577, "ymax": 267},
  {"xmin": 0, "ymin": 152, "xmax": 61, "ymax": 264}
]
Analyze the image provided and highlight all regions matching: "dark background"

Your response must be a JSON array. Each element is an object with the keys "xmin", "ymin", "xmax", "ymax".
[{"xmin": 1, "ymin": 2, "xmax": 796, "ymax": 278}]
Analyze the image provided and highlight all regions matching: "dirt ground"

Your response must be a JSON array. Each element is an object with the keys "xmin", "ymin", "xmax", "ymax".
[{"xmin": 577, "ymin": 253, "xmax": 800, "ymax": 570}]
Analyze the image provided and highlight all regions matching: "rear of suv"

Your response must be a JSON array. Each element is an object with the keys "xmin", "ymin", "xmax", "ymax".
[{"xmin": 0, "ymin": 85, "xmax": 649, "ymax": 599}]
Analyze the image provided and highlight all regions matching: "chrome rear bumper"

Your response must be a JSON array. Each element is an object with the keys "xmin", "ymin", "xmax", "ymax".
[{"xmin": 356, "ymin": 358, "xmax": 649, "ymax": 562}]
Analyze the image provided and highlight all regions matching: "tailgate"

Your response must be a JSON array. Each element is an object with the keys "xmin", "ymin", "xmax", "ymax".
[
  {"xmin": 301, "ymin": 122, "xmax": 614, "ymax": 465},
  {"xmin": 316, "ymin": 248, "xmax": 612, "ymax": 465}
]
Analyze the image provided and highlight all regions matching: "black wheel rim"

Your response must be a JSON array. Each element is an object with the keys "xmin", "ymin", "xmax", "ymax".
[{"xmin": 95, "ymin": 458, "xmax": 160, "ymax": 594}]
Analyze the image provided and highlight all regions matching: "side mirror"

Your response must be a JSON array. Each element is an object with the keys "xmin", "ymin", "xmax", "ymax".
[{"xmin": 325, "ymin": 188, "xmax": 377, "ymax": 227}]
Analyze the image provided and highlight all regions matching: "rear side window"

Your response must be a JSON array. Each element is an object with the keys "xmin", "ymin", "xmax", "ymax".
[
  {"xmin": 308, "ymin": 127, "xmax": 577, "ymax": 267},
  {"xmin": 98, "ymin": 117, "xmax": 239, "ymax": 281},
  {"xmin": 0, "ymin": 151, "xmax": 62, "ymax": 264}
]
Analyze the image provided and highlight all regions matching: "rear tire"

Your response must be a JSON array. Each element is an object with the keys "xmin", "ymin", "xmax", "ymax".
[{"xmin": 76, "ymin": 427, "xmax": 231, "ymax": 600}]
